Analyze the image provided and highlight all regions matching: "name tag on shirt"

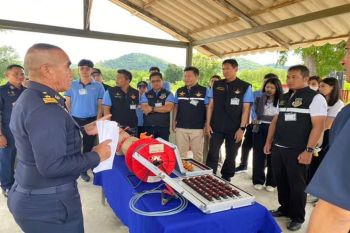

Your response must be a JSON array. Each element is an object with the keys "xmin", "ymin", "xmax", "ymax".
[
  {"xmin": 190, "ymin": 99, "xmax": 199, "ymax": 106},
  {"xmin": 130, "ymin": 105, "xmax": 137, "ymax": 110},
  {"xmin": 285, "ymin": 113, "xmax": 297, "ymax": 121},
  {"xmin": 155, "ymin": 102, "xmax": 163, "ymax": 108},
  {"xmin": 230, "ymin": 98, "xmax": 240, "ymax": 105},
  {"xmin": 79, "ymin": 89, "xmax": 87, "ymax": 95}
]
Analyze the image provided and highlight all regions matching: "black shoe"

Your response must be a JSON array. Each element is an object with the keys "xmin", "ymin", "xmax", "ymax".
[
  {"xmin": 221, "ymin": 176, "xmax": 231, "ymax": 182},
  {"xmin": 80, "ymin": 173, "xmax": 91, "ymax": 182},
  {"xmin": 270, "ymin": 209, "xmax": 288, "ymax": 218},
  {"xmin": 287, "ymin": 221, "xmax": 302, "ymax": 231},
  {"xmin": 235, "ymin": 165, "xmax": 248, "ymax": 174}
]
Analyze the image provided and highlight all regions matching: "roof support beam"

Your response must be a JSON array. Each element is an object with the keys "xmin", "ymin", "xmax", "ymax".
[
  {"xmin": 0, "ymin": 19, "xmax": 189, "ymax": 48},
  {"xmin": 112, "ymin": 0, "xmax": 192, "ymax": 42},
  {"xmin": 190, "ymin": 0, "xmax": 304, "ymax": 35},
  {"xmin": 112, "ymin": 1, "xmax": 221, "ymax": 59},
  {"xmin": 143, "ymin": 0, "xmax": 159, "ymax": 9},
  {"xmin": 186, "ymin": 43, "xmax": 193, "ymax": 66},
  {"xmin": 193, "ymin": 4, "xmax": 350, "ymax": 46},
  {"xmin": 83, "ymin": 0, "xmax": 93, "ymax": 30},
  {"xmin": 214, "ymin": 0, "xmax": 289, "ymax": 49}
]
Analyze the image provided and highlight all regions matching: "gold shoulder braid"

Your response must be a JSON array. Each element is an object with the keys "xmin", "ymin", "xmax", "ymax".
[{"xmin": 42, "ymin": 94, "xmax": 58, "ymax": 104}]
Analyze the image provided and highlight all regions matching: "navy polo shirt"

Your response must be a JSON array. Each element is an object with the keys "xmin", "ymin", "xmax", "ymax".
[
  {"xmin": 306, "ymin": 104, "xmax": 350, "ymax": 210},
  {"xmin": 64, "ymin": 79, "xmax": 104, "ymax": 118},
  {"xmin": 0, "ymin": 82, "xmax": 25, "ymax": 129},
  {"xmin": 10, "ymin": 81, "xmax": 100, "ymax": 189}
]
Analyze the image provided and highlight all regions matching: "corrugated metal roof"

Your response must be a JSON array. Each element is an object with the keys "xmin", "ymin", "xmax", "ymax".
[{"xmin": 111, "ymin": 0, "xmax": 350, "ymax": 57}]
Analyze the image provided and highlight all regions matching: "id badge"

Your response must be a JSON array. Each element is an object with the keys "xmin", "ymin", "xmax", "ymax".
[
  {"xmin": 230, "ymin": 98, "xmax": 240, "ymax": 105},
  {"xmin": 155, "ymin": 102, "xmax": 163, "ymax": 107},
  {"xmin": 285, "ymin": 113, "xmax": 296, "ymax": 121},
  {"xmin": 190, "ymin": 99, "xmax": 199, "ymax": 106},
  {"xmin": 79, "ymin": 89, "xmax": 87, "ymax": 95},
  {"xmin": 130, "ymin": 105, "xmax": 136, "ymax": 110}
]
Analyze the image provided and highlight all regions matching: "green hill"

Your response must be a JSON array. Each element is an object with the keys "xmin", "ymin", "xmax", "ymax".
[
  {"xmin": 235, "ymin": 58, "xmax": 263, "ymax": 70},
  {"xmin": 97, "ymin": 53, "xmax": 169, "ymax": 71}
]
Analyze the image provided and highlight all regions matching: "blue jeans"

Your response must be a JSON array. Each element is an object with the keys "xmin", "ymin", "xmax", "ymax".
[{"xmin": 0, "ymin": 127, "xmax": 16, "ymax": 190}]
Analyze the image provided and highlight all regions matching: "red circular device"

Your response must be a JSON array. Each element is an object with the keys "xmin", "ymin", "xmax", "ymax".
[{"xmin": 125, "ymin": 138, "xmax": 176, "ymax": 183}]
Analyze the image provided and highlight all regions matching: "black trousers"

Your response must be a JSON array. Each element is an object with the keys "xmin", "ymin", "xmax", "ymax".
[
  {"xmin": 137, "ymin": 126, "xmax": 145, "ymax": 138},
  {"xmin": 239, "ymin": 124, "xmax": 253, "ymax": 166},
  {"xmin": 271, "ymin": 146, "xmax": 308, "ymax": 223},
  {"xmin": 206, "ymin": 131, "xmax": 241, "ymax": 178},
  {"xmin": 73, "ymin": 117, "xmax": 96, "ymax": 175},
  {"xmin": 143, "ymin": 126, "xmax": 170, "ymax": 141},
  {"xmin": 308, "ymin": 129, "xmax": 330, "ymax": 184},
  {"xmin": 252, "ymin": 123, "xmax": 275, "ymax": 186}
]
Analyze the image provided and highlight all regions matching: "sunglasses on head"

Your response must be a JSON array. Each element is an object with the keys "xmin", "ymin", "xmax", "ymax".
[{"xmin": 138, "ymin": 85, "xmax": 147, "ymax": 88}]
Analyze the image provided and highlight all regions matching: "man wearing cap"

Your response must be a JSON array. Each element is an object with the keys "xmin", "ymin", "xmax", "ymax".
[
  {"xmin": 148, "ymin": 67, "xmax": 171, "ymax": 91},
  {"xmin": 141, "ymin": 72, "xmax": 174, "ymax": 141},
  {"xmin": 173, "ymin": 66, "xmax": 208, "ymax": 163},
  {"xmin": 103, "ymin": 69, "xmax": 139, "ymax": 136},
  {"xmin": 64, "ymin": 59, "xmax": 105, "ymax": 182},
  {"xmin": 136, "ymin": 81, "xmax": 148, "ymax": 136},
  {"xmin": 0, "ymin": 64, "xmax": 26, "ymax": 197},
  {"xmin": 91, "ymin": 68, "xmax": 111, "ymax": 91}
]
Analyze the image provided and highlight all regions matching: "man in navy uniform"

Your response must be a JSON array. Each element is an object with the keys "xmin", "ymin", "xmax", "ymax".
[
  {"xmin": 103, "ymin": 69, "xmax": 139, "ymax": 136},
  {"xmin": 0, "ymin": 64, "xmax": 25, "ymax": 197},
  {"xmin": 306, "ymin": 36, "xmax": 350, "ymax": 233},
  {"xmin": 147, "ymin": 67, "xmax": 171, "ymax": 91},
  {"xmin": 206, "ymin": 59, "xmax": 253, "ymax": 182},
  {"xmin": 264, "ymin": 65, "xmax": 327, "ymax": 231},
  {"xmin": 173, "ymin": 66, "xmax": 208, "ymax": 162},
  {"xmin": 7, "ymin": 43, "xmax": 111, "ymax": 233},
  {"xmin": 65, "ymin": 59, "xmax": 105, "ymax": 182},
  {"xmin": 141, "ymin": 72, "xmax": 174, "ymax": 141},
  {"xmin": 136, "ymin": 81, "xmax": 148, "ymax": 137},
  {"xmin": 91, "ymin": 68, "xmax": 111, "ymax": 91}
]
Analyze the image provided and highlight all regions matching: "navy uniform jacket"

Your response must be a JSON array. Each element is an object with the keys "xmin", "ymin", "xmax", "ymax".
[
  {"xmin": 0, "ymin": 82, "xmax": 25, "ymax": 131},
  {"xmin": 306, "ymin": 104, "xmax": 350, "ymax": 210},
  {"xmin": 9, "ymin": 81, "xmax": 100, "ymax": 189}
]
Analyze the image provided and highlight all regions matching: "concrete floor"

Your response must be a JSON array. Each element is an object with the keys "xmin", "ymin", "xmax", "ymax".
[{"xmin": 0, "ymin": 152, "xmax": 314, "ymax": 233}]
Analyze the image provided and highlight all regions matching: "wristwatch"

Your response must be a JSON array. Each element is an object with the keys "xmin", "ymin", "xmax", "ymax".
[
  {"xmin": 240, "ymin": 127, "xmax": 246, "ymax": 131},
  {"xmin": 305, "ymin": 147, "xmax": 314, "ymax": 153}
]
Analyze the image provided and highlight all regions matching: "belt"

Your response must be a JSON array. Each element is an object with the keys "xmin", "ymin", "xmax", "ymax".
[{"xmin": 14, "ymin": 182, "xmax": 77, "ymax": 195}]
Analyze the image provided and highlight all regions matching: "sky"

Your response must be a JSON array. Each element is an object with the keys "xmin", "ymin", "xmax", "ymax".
[{"xmin": 0, "ymin": 0, "xmax": 302, "ymax": 67}]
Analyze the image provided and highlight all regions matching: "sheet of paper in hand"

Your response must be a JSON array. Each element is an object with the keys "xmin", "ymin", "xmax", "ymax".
[{"xmin": 93, "ymin": 120, "xmax": 119, "ymax": 173}]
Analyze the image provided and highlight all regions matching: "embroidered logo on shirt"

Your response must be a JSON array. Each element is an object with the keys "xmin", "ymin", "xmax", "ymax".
[
  {"xmin": 216, "ymin": 86, "xmax": 225, "ymax": 91},
  {"xmin": 159, "ymin": 94, "xmax": 166, "ymax": 99},
  {"xmin": 179, "ymin": 91, "xmax": 186, "ymax": 97},
  {"xmin": 130, "ymin": 94, "xmax": 136, "ymax": 100},
  {"xmin": 7, "ymin": 91, "xmax": 16, "ymax": 96},
  {"xmin": 147, "ymin": 94, "xmax": 154, "ymax": 98},
  {"xmin": 292, "ymin": 98, "xmax": 303, "ymax": 108},
  {"xmin": 234, "ymin": 89, "xmax": 241, "ymax": 95},
  {"xmin": 279, "ymin": 100, "xmax": 286, "ymax": 106},
  {"xmin": 195, "ymin": 92, "xmax": 202, "ymax": 97}
]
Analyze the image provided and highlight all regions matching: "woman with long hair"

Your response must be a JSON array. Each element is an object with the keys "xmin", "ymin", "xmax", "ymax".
[
  {"xmin": 252, "ymin": 77, "xmax": 283, "ymax": 191},
  {"xmin": 308, "ymin": 77, "xmax": 344, "ymax": 183}
]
